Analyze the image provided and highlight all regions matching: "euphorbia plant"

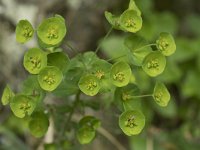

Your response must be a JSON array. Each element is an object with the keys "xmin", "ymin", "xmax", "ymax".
[{"xmin": 1, "ymin": 0, "xmax": 176, "ymax": 148}]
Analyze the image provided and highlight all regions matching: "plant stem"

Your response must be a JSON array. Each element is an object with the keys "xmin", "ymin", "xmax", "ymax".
[
  {"xmin": 72, "ymin": 114, "xmax": 126, "ymax": 150},
  {"xmin": 133, "ymin": 43, "xmax": 156, "ymax": 52},
  {"xmin": 95, "ymin": 27, "xmax": 113, "ymax": 54},
  {"xmin": 65, "ymin": 41, "xmax": 79, "ymax": 54},
  {"xmin": 59, "ymin": 91, "xmax": 81, "ymax": 139},
  {"xmin": 97, "ymin": 127, "xmax": 127, "ymax": 150},
  {"xmin": 107, "ymin": 54, "xmax": 127, "ymax": 62},
  {"xmin": 130, "ymin": 94, "xmax": 153, "ymax": 98},
  {"xmin": 106, "ymin": 43, "xmax": 156, "ymax": 62}
]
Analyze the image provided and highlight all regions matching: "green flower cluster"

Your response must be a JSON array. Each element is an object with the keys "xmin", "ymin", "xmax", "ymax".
[{"xmin": 1, "ymin": 0, "xmax": 175, "ymax": 145}]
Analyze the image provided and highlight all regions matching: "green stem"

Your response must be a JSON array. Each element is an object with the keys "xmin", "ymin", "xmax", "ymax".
[
  {"xmin": 59, "ymin": 91, "xmax": 81, "ymax": 139},
  {"xmin": 65, "ymin": 41, "xmax": 79, "ymax": 54},
  {"xmin": 95, "ymin": 27, "xmax": 113, "ymax": 54},
  {"xmin": 129, "ymin": 94, "xmax": 153, "ymax": 98},
  {"xmin": 97, "ymin": 127, "xmax": 126, "ymax": 150},
  {"xmin": 107, "ymin": 54, "xmax": 127, "ymax": 62},
  {"xmin": 106, "ymin": 43, "xmax": 156, "ymax": 62},
  {"xmin": 133, "ymin": 43, "xmax": 156, "ymax": 52}
]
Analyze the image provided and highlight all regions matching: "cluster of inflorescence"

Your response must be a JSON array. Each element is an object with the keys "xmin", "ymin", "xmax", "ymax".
[{"xmin": 1, "ymin": 0, "xmax": 176, "ymax": 145}]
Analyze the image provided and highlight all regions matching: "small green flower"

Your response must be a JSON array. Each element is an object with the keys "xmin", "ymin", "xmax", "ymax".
[
  {"xmin": 1, "ymin": 85, "xmax": 15, "ymax": 105},
  {"xmin": 91, "ymin": 59, "xmax": 112, "ymax": 91},
  {"xmin": 23, "ymin": 48, "xmax": 47, "ymax": 74},
  {"xmin": 38, "ymin": 66, "xmax": 63, "ymax": 91},
  {"xmin": 10, "ymin": 95, "xmax": 36, "ymax": 118},
  {"xmin": 110, "ymin": 62, "xmax": 132, "ymax": 87},
  {"xmin": 28, "ymin": 111, "xmax": 49, "ymax": 138},
  {"xmin": 78, "ymin": 75, "xmax": 100, "ymax": 96},
  {"xmin": 153, "ymin": 82, "xmax": 170, "ymax": 107},
  {"xmin": 15, "ymin": 20, "xmax": 34, "ymax": 43},
  {"xmin": 37, "ymin": 15, "xmax": 67, "ymax": 47},
  {"xmin": 142, "ymin": 51, "xmax": 166, "ymax": 77},
  {"xmin": 76, "ymin": 126, "xmax": 95, "ymax": 144},
  {"xmin": 119, "ymin": 10, "xmax": 142, "ymax": 33},
  {"xmin": 119, "ymin": 110, "xmax": 145, "ymax": 136},
  {"xmin": 79, "ymin": 116, "xmax": 101, "ymax": 130},
  {"xmin": 156, "ymin": 32, "xmax": 176, "ymax": 56}
]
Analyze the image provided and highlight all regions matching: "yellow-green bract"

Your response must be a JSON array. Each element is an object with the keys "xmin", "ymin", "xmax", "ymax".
[
  {"xmin": 104, "ymin": 0, "xmax": 142, "ymax": 33},
  {"xmin": 37, "ymin": 66, "xmax": 63, "ymax": 91},
  {"xmin": 1, "ymin": 85, "xmax": 15, "ymax": 105},
  {"xmin": 142, "ymin": 51, "xmax": 166, "ymax": 77},
  {"xmin": 15, "ymin": 19, "xmax": 34, "ymax": 43},
  {"xmin": 91, "ymin": 59, "xmax": 113, "ymax": 92},
  {"xmin": 47, "ymin": 52, "xmax": 70, "ymax": 73},
  {"xmin": 79, "ymin": 116, "xmax": 101, "ymax": 130},
  {"xmin": 23, "ymin": 48, "xmax": 47, "ymax": 74},
  {"xmin": 37, "ymin": 15, "xmax": 67, "ymax": 47},
  {"xmin": 119, "ymin": 10, "xmax": 142, "ymax": 33},
  {"xmin": 124, "ymin": 35, "xmax": 152, "ymax": 66},
  {"xmin": 76, "ymin": 126, "xmax": 95, "ymax": 144},
  {"xmin": 78, "ymin": 75, "xmax": 100, "ymax": 96},
  {"xmin": 110, "ymin": 61, "xmax": 132, "ymax": 87},
  {"xmin": 119, "ymin": 110, "xmax": 145, "ymax": 136},
  {"xmin": 76, "ymin": 116, "xmax": 100, "ymax": 144},
  {"xmin": 104, "ymin": 11, "xmax": 121, "ymax": 30},
  {"xmin": 153, "ymin": 82, "xmax": 170, "ymax": 107},
  {"xmin": 114, "ymin": 84, "xmax": 141, "ymax": 111},
  {"xmin": 10, "ymin": 95, "xmax": 36, "ymax": 118},
  {"xmin": 128, "ymin": 0, "xmax": 141, "ymax": 16},
  {"xmin": 28, "ymin": 111, "xmax": 49, "ymax": 138},
  {"xmin": 156, "ymin": 32, "xmax": 176, "ymax": 56}
]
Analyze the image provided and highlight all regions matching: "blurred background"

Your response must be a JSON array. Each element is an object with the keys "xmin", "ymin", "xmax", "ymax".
[{"xmin": 0, "ymin": 0, "xmax": 200, "ymax": 150}]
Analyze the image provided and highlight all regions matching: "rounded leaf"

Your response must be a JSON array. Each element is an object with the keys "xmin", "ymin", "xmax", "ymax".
[
  {"xmin": 29, "ymin": 111, "xmax": 49, "ymax": 138},
  {"xmin": 1, "ymin": 85, "xmax": 15, "ymax": 105},
  {"xmin": 124, "ymin": 35, "xmax": 152, "ymax": 66},
  {"xmin": 10, "ymin": 95, "xmax": 36, "ymax": 118},
  {"xmin": 156, "ymin": 32, "xmax": 176, "ymax": 56},
  {"xmin": 119, "ymin": 10, "xmax": 142, "ymax": 33},
  {"xmin": 119, "ymin": 110, "xmax": 145, "ymax": 136},
  {"xmin": 37, "ymin": 16, "xmax": 67, "ymax": 47},
  {"xmin": 15, "ymin": 19, "xmax": 34, "ymax": 43},
  {"xmin": 78, "ymin": 75, "xmax": 100, "ymax": 96},
  {"xmin": 38, "ymin": 66, "xmax": 63, "ymax": 91},
  {"xmin": 110, "ymin": 61, "xmax": 132, "ymax": 87},
  {"xmin": 21, "ymin": 75, "xmax": 46, "ymax": 103},
  {"xmin": 23, "ymin": 48, "xmax": 47, "ymax": 74},
  {"xmin": 142, "ymin": 51, "xmax": 166, "ymax": 77},
  {"xmin": 76, "ymin": 126, "xmax": 95, "ymax": 144},
  {"xmin": 47, "ymin": 52, "xmax": 70, "ymax": 73},
  {"xmin": 153, "ymin": 82, "xmax": 170, "ymax": 107}
]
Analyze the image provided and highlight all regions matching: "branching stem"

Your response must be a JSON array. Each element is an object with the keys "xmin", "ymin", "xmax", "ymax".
[
  {"xmin": 107, "ymin": 43, "xmax": 156, "ymax": 62},
  {"xmin": 65, "ymin": 41, "xmax": 79, "ymax": 54},
  {"xmin": 95, "ymin": 27, "xmax": 113, "ymax": 54},
  {"xmin": 59, "ymin": 91, "xmax": 81, "ymax": 138},
  {"xmin": 130, "ymin": 94, "xmax": 153, "ymax": 98},
  {"xmin": 97, "ymin": 127, "xmax": 127, "ymax": 150}
]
